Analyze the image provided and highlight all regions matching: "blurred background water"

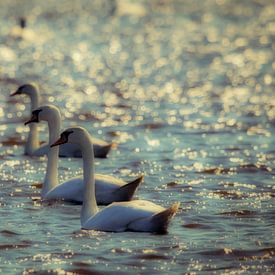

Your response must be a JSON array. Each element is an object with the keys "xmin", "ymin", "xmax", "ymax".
[{"xmin": 0, "ymin": 0, "xmax": 274, "ymax": 273}]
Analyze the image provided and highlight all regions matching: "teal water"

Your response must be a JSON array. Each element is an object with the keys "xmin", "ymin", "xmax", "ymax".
[{"xmin": 0, "ymin": 0, "xmax": 274, "ymax": 273}]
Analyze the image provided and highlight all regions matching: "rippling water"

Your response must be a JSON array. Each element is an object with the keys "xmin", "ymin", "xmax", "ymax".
[{"xmin": 0, "ymin": 0, "xmax": 274, "ymax": 273}]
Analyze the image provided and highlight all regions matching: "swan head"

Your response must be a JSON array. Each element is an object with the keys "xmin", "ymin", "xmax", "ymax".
[
  {"xmin": 51, "ymin": 127, "xmax": 89, "ymax": 148},
  {"xmin": 10, "ymin": 83, "xmax": 38, "ymax": 97},
  {"xmin": 24, "ymin": 105, "xmax": 60, "ymax": 125}
]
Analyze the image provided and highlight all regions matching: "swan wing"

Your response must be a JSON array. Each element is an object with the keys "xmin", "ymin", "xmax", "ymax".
[
  {"xmin": 46, "ymin": 178, "xmax": 84, "ymax": 202},
  {"xmin": 83, "ymin": 200, "xmax": 165, "ymax": 231},
  {"xmin": 94, "ymin": 174, "xmax": 142, "ymax": 204},
  {"xmin": 44, "ymin": 175, "xmax": 126, "ymax": 204},
  {"xmin": 95, "ymin": 174, "xmax": 125, "ymax": 187},
  {"xmin": 44, "ymin": 174, "xmax": 140, "ymax": 205}
]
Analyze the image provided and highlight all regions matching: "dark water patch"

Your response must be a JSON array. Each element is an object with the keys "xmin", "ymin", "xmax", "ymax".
[
  {"xmin": 200, "ymin": 164, "xmax": 272, "ymax": 175},
  {"xmin": 202, "ymin": 265, "xmax": 237, "ymax": 272},
  {"xmin": 184, "ymin": 130, "xmax": 233, "ymax": 135},
  {"xmin": 0, "ymin": 240, "xmax": 31, "ymax": 250},
  {"xmin": 200, "ymin": 247, "xmax": 275, "ymax": 259},
  {"xmin": 9, "ymin": 187, "xmax": 33, "ymax": 197},
  {"xmin": 1, "ymin": 136, "xmax": 25, "ymax": 146},
  {"xmin": 224, "ymin": 147, "xmax": 241, "ymax": 151},
  {"xmin": 76, "ymin": 112, "xmax": 102, "ymax": 122},
  {"xmin": 138, "ymin": 123, "xmax": 165, "ymax": 130},
  {"xmin": 156, "ymin": 244, "xmax": 183, "ymax": 251},
  {"xmin": 123, "ymin": 260, "xmax": 143, "ymax": 267},
  {"xmin": 116, "ymin": 103, "xmax": 130, "ymax": 109},
  {"xmin": 182, "ymin": 223, "xmax": 211, "ymax": 229},
  {"xmin": 96, "ymin": 256, "xmax": 112, "ymax": 262},
  {"xmin": 200, "ymin": 167, "xmax": 232, "ymax": 174},
  {"xmin": 9, "ymin": 191, "xmax": 28, "ymax": 198},
  {"xmin": 24, "ymin": 268, "xmax": 105, "ymax": 275},
  {"xmin": 129, "ymin": 160, "xmax": 142, "ymax": 167},
  {"xmin": 73, "ymin": 261, "xmax": 92, "ymax": 267},
  {"xmin": 31, "ymin": 182, "xmax": 43, "ymax": 189},
  {"xmin": 67, "ymin": 268, "xmax": 108, "ymax": 275},
  {"xmin": 212, "ymin": 190, "xmax": 243, "ymax": 199},
  {"xmin": 0, "ymin": 230, "xmax": 19, "ymax": 237},
  {"xmin": 166, "ymin": 181, "xmax": 178, "ymax": 187},
  {"xmin": 218, "ymin": 210, "xmax": 258, "ymax": 218},
  {"xmin": 0, "ymin": 155, "xmax": 9, "ymax": 160},
  {"xmin": 0, "ymin": 77, "xmax": 21, "ymax": 85},
  {"xmin": 259, "ymin": 247, "xmax": 275, "ymax": 255},
  {"xmin": 111, "ymin": 248, "xmax": 131, "ymax": 254},
  {"xmin": 237, "ymin": 164, "xmax": 272, "ymax": 173},
  {"xmin": 24, "ymin": 207, "xmax": 41, "ymax": 212},
  {"xmin": 135, "ymin": 253, "xmax": 171, "ymax": 260},
  {"xmin": 107, "ymin": 131, "xmax": 120, "ymax": 137}
]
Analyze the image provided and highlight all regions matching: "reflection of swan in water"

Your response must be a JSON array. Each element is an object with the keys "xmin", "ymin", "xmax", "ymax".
[
  {"xmin": 11, "ymin": 84, "xmax": 113, "ymax": 158},
  {"xmin": 51, "ymin": 126, "xmax": 180, "ymax": 233},
  {"xmin": 26, "ymin": 105, "xmax": 142, "ymax": 205}
]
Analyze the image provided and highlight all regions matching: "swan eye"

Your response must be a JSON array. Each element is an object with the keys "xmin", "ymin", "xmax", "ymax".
[
  {"xmin": 61, "ymin": 130, "xmax": 74, "ymax": 142},
  {"xmin": 14, "ymin": 87, "xmax": 23, "ymax": 95},
  {"xmin": 32, "ymin": 109, "xmax": 42, "ymax": 115},
  {"xmin": 18, "ymin": 85, "xmax": 27, "ymax": 92},
  {"xmin": 64, "ymin": 130, "xmax": 74, "ymax": 137}
]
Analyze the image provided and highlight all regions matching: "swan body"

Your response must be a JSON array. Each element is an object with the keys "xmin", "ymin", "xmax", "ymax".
[
  {"xmin": 51, "ymin": 126, "xmax": 179, "ymax": 233},
  {"xmin": 45, "ymin": 174, "xmax": 143, "ymax": 205},
  {"xmin": 83, "ymin": 200, "xmax": 178, "ymax": 233},
  {"xmin": 26, "ymin": 105, "xmax": 142, "ymax": 205},
  {"xmin": 11, "ymin": 84, "xmax": 112, "ymax": 158}
]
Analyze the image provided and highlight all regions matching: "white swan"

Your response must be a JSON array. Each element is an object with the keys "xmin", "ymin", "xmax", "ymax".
[
  {"xmin": 10, "ymin": 83, "xmax": 113, "ymax": 158},
  {"xmin": 26, "ymin": 105, "xmax": 142, "ymax": 205},
  {"xmin": 51, "ymin": 126, "xmax": 180, "ymax": 233}
]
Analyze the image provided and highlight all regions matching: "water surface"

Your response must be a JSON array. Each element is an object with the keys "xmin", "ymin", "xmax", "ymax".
[{"xmin": 0, "ymin": 0, "xmax": 274, "ymax": 273}]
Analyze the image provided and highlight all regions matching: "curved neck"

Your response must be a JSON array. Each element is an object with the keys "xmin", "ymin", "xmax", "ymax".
[
  {"xmin": 81, "ymin": 136, "xmax": 98, "ymax": 226},
  {"xmin": 25, "ymin": 91, "xmax": 40, "ymax": 155},
  {"xmin": 30, "ymin": 91, "xmax": 39, "ymax": 111},
  {"xmin": 42, "ymin": 115, "xmax": 60, "ymax": 197},
  {"xmin": 25, "ymin": 123, "xmax": 39, "ymax": 155}
]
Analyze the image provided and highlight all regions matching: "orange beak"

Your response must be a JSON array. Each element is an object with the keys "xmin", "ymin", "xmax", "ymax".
[
  {"xmin": 50, "ymin": 136, "xmax": 67, "ymax": 148},
  {"xmin": 24, "ymin": 114, "xmax": 38, "ymax": 125},
  {"xmin": 10, "ymin": 90, "xmax": 20, "ymax": 97}
]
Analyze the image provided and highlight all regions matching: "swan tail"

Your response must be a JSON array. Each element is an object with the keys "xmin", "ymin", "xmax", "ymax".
[
  {"xmin": 150, "ymin": 202, "xmax": 180, "ymax": 234},
  {"xmin": 95, "ymin": 143, "xmax": 113, "ymax": 158},
  {"xmin": 113, "ymin": 175, "xmax": 144, "ymax": 201}
]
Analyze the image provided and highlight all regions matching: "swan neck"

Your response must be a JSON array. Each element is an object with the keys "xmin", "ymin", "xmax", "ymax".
[
  {"xmin": 30, "ymin": 90, "xmax": 40, "ymax": 111},
  {"xmin": 42, "ymin": 116, "xmax": 60, "ymax": 197},
  {"xmin": 25, "ymin": 90, "xmax": 40, "ymax": 155},
  {"xmin": 25, "ymin": 123, "xmax": 39, "ymax": 155},
  {"xmin": 48, "ymin": 113, "xmax": 61, "ymax": 144},
  {"xmin": 42, "ymin": 145, "xmax": 59, "ymax": 197},
  {"xmin": 81, "ymin": 136, "xmax": 98, "ymax": 226}
]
